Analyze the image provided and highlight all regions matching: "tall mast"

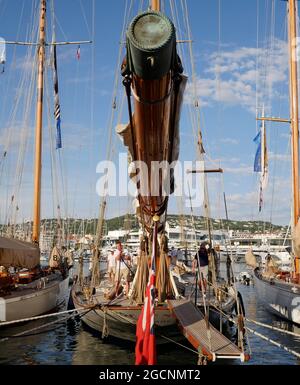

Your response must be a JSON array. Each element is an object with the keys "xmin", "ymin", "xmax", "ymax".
[
  {"xmin": 32, "ymin": 0, "xmax": 46, "ymax": 243},
  {"xmin": 151, "ymin": 0, "xmax": 160, "ymax": 11},
  {"xmin": 288, "ymin": 0, "xmax": 300, "ymax": 275}
]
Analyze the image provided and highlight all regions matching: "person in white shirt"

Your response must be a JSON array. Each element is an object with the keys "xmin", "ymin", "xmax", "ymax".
[
  {"xmin": 114, "ymin": 241, "xmax": 131, "ymax": 295},
  {"xmin": 107, "ymin": 250, "xmax": 116, "ymax": 283},
  {"xmin": 170, "ymin": 247, "xmax": 178, "ymax": 265}
]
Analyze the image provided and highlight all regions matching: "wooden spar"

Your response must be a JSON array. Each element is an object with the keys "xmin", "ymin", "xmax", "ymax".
[
  {"xmin": 187, "ymin": 168, "xmax": 223, "ymax": 174},
  {"xmin": 152, "ymin": 0, "xmax": 160, "ymax": 11},
  {"xmin": 256, "ymin": 117, "xmax": 291, "ymax": 124},
  {"xmin": 95, "ymin": 200, "xmax": 106, "ymax": 248},
  {"xmin": 32, "ymin": 0, "xmax": 46, "ymax": 244},
  {"xmin": 288, "ymin": 0, "xmax": 300, "ymax": 275},
  {"xmin": 2, "ymin": 40, "xmax": 92, "ymax": 46}
]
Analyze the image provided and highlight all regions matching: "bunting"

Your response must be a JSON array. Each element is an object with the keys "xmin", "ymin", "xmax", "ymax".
[{"xmin": 53, "ymin": 45, "xmax": 62, "ymax": 149}]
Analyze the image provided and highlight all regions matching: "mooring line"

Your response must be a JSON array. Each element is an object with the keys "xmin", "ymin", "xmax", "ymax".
[
  {"xmin": 0, "ymin": 308, "xmax": 93, "ymax": 342},
  {"xmin": 0, "ymin": 307, "xmax": 88, "ymax": 327},
  {"xmin": 245, "ymin": 326, "xmax": 300, "ymax": 359},
  {"xmin": 246, "ymin": 318, "xmax": 300, "ymax": 338}
]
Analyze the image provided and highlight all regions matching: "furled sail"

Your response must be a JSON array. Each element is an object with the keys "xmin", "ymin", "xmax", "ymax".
[
  {"xmin": 120, "ymin": 11, "xmax": 187, "ymax": 234},
  {"xmin": 0, "ymin": 236, "xmax": 40, "ymax": 269},
  {"xmin": 245, "ymin": 249, "xmax": 257, "ymax": 268}
]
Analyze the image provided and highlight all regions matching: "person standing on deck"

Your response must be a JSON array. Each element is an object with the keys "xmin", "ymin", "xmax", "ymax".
[
  {"xmin": 192, "ymin": 242, "xmax": 209, "ymax": 293},
  {"xmin": 114, "ymin": 241, "xmax": 131, "ymax": 296},
  {"xmin": 170, "ymin": 246, "xmax": 178, "ymax": 265},
  {"xmin": 107, "ymin": 250, "xmax": 116, "ymax": 283}
]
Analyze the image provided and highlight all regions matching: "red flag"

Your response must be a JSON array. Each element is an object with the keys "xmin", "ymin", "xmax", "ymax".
[{"xmin": 135, "ymin": 222, "xmax": 157, "ymax": 365}]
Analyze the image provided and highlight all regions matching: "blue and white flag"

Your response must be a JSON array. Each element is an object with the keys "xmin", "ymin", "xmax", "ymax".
[
  {"xmin": 53, "ymin": 45, "xmax": 62, "ymax": 149},
  {"xmin": 253, "ymin": 130, "xmax": 262, "ymax": 172},
  {"xmin": 0, "ymin": 37, "xmax": 6, "ymax": 73},
  {"xmin": 253, "ymin": 122, "xmax": 268, "ymax": 212}
]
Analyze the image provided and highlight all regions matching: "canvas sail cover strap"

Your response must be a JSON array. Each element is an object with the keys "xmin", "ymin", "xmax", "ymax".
[{"xmin": 0, "ymin": 236, "xmax": 40, "ymax": 269}]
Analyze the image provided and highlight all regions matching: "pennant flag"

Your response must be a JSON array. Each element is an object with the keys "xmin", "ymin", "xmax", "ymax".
[
  {"xmin": 53, "ymin": 45, "xmax": 62, "ymax": 149},
  {"xmin": 253, "ymin": 130, "xmax": 262, "ymax": 172},
  {"xmin": 76, "ymin": 45, "xmax": 81, "ymax": 60},
  {"xmin": 254, "ymin": 121, "xmax": 268, "ymax": 212},
  {"xmin": 258, "ymin": 122, "xmax": 268, "ymax": 211},
  {"xmin": 260, "ymin": 122, "xmax": 268, "ymax": 190},
  {"xmin": 135, "ymin": 221, "xmax": 157, "ymax": 365},
  {"xmin": 0, "ymin": 37, "xmax": 6, "ymax": 74}
]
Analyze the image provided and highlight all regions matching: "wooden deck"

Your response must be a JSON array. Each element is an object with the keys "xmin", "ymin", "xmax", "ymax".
[{"xmin": 168, "ymin": 299, "xmax": 245, "ymax": 361}]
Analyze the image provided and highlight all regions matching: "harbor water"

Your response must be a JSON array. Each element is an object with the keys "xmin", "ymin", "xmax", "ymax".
[{"xmin": 0, "ymin": 261, "xmax": 299, "ymax": 365}]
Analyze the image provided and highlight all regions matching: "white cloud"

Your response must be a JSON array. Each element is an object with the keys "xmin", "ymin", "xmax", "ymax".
[
  {"xmin": 268, "ymin": 151, "xmax": 290, "ymax": 162},
  {"xmin": 220, "ymin": 138, "xmax": 239, "ymax": 145},
  {"xmin": 224, "ymin": 165, "xmax": 253, "ymax": 174},
  {"xmin": 185, "ymin": 39, "xmax": 288, "ymax": 113}
]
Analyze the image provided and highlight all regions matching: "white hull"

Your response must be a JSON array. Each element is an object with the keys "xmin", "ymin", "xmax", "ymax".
[
  {"xmin": 253, "ymin": 269, "xmax": 300, "ymax": 325},
  {"xmin": 0, "ymin": 276, "xmax": 70, "ymax": 322}
]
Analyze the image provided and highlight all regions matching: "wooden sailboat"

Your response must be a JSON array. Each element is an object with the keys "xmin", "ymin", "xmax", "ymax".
[
  {"xmin": 0, "ymin": 0, "xmax": 72, "ymax": 323},
  {"xmin": 72, "ymin": 0, "xmax": 247, "ymax": 363},
  {"xmin": 252, "ymin": 0, "xmax": 300, "ymax": 325}
]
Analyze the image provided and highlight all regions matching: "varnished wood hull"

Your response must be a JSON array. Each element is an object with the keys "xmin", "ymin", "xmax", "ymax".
[{"xmin": 71, "ymin": 285, "xmax": 236, "ymax": 344}]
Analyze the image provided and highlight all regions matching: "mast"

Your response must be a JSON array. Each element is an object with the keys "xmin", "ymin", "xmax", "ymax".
[
  {"xmin": 32, "ymin": 0, "xmax": 46, "ymax": 244},
  {"xmin": 288, "ymin": 0, "xmax": 300, "ymax": 275},
  {"xmin": 151, "ymin": 0, "xmax": 160, "ymax": 11}
]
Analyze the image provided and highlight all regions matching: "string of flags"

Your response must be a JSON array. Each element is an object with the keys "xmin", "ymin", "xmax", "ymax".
[{"xmin": 52, "ymin": 42, "xmax": 84, "ymax": 148}]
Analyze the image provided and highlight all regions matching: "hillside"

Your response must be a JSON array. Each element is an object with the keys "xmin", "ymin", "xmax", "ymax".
[{"xmin": 0, "ymin": 214, "xmax": 288, "ymax": 236}]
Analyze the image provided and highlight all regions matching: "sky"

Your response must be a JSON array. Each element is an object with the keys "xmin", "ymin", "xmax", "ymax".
[{"xmin": 0, "ymin": 0, "xmax": 294, "ymax": 227}]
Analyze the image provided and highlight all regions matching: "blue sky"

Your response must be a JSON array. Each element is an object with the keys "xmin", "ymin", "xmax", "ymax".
[{"xmin": 0, "ymin": 0, "xmax": 293, "ymax": 226}]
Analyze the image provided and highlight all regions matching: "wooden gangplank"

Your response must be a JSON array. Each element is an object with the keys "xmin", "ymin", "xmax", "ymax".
[{"xmin": 168, "ymin": 299, "xmax": 245, "ymax": 362}]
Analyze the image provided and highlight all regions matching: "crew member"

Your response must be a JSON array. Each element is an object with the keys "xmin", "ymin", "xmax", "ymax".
[
  {"xmin": 192, "ymin": 242, "xmax": 209, "ymax": 293},
  {"xmin": 114, "ymin": 241, "xmax": 131, "ymax": 296},
  {"xmin": 107, "ymin": 250, "xmax": 116, "ymax": 283}
]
